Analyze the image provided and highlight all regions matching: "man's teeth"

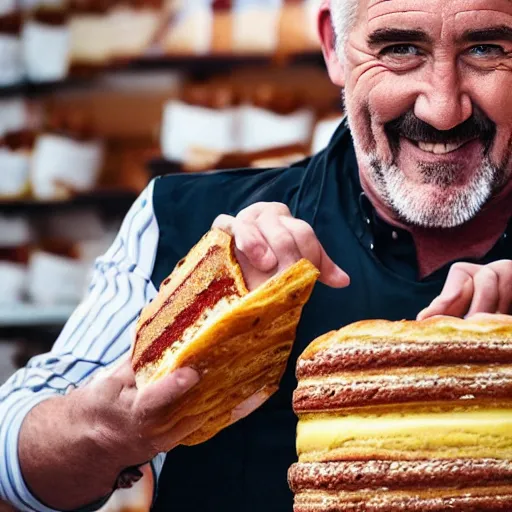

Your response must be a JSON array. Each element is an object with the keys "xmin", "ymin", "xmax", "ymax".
[{"xmin": 417, "ymin": 141, "xmax": 466, "ymax": 154}]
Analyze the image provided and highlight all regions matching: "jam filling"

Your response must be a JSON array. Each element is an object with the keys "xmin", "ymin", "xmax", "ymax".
[
  {"xmin": 135, "ymin": 276, "xmax": 239, "ymax": 372},
  {"xmin": 137, "ymin": 245, "xmax": 223, "ymax": 336}
]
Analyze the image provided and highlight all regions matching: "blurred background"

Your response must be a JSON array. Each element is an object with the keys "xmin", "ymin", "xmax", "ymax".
[
  {"xmin": 0, "ymin": 1, "xmax": 344, "ymax": 509},
  {"xmin": 0, "ymin": 0, "xmax": 344, "ymax": 391}
]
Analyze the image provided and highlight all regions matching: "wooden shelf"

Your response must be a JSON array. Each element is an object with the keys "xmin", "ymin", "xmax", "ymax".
[
  {"xmin": 0, "ymin": 189, "xmax": 138, "ymax": 215},
  {"xmin": 0, "ymin": 52, "xmax": 325, "ymax": 99},
  {"xmin": 124, "ymin": 51, "xmax": 324, "ymax": 74}
]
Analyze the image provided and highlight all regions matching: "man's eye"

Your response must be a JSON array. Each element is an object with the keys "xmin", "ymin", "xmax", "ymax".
[
  {"xmin": 381, "ymin": 44, "xmax": 421, "ymax": 57},
  {"xmin": 468, "ymin": 44, "xmax": 505, "ymax": 58}
]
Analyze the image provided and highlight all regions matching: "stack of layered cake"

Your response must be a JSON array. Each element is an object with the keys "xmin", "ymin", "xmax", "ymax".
[{"xmin": 289, "ymin": 315, "xmax": 512, "ymax": 511}]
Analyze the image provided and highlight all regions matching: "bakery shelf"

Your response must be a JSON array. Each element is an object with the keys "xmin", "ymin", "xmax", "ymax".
[
  {"xmin": 0, "ymin": 52, "xmax": 324, "ymax": 99},
  {"xmin": 0, "ymin": 304, "xmax": 75, "ymax": 328},
  {"xmin": 0, "ymin": 77, "xmax": 95, "ymax": 99},
  {"xmin": 125, "ymin": 51, "xmax": 324, "ymax": 75},
  {"xmin": 0, "ymin": 189, "xmax": 138, "ymax": 215},
  {"xmin": 0, "ymin": 82, "xmax": 28, "ymax": 99}
]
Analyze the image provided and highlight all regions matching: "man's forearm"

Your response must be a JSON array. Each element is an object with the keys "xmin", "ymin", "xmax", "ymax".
[
  {"xmin": 18, "ymin": 391, "xmax": 123, "ymax": 511},
  {"xmin": 16, "ymin": 353, "xmax": 202, "ymax": 511}
]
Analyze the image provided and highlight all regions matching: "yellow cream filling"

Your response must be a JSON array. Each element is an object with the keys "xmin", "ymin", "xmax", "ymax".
[{"xmin": 297, "ymin": 407, "xmax": 512, "ymax": 461}]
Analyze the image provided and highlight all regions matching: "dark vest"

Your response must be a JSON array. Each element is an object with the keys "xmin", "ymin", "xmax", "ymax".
[{"xmin": 150, "ymin": 124, "xmax": 512, "ymax": 512}]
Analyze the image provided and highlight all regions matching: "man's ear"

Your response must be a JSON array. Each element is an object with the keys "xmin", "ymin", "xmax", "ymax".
[{"xmin": 318, "ymin": 6, "xmax": 345, "ymax": 88}]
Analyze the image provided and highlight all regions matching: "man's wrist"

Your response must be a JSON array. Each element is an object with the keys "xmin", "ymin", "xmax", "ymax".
[
  {"xmin": 70, "ymin": 387, "xmax": 130, "ymax": 481},
  {"xmin": 72, "ymin": 378, "xmax": 153, "ymax": 480},
  {"xmin": 18, "ymin": 393, "xmax": 117, "ymax": 510},
  {"xmin": 72, "ymin": 388, "xmax": 150, "ymax": 496}
]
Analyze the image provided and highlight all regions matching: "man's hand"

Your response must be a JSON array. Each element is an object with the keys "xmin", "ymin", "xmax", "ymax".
[
  {"xmin": 19, "ymin": 356, "xmax": 202, "ymax": 511},
  {"xmin": 418, "ymin": 260, "xmax": 512, "ymax": 320},
  {"xmin": 20, "ymin": 343, "xmax": 281, "ymax": 511},
  {"xmin": 213, "ymin": 202, "xmax": 350, "ymax": 290},
  {"xmin": 78, "ymin": 355, "xmax": 204, "ymax": 462}
]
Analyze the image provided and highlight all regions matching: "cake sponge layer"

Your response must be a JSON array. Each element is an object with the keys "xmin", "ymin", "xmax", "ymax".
[
  {"xmin": 289, "ymin": 459, "xmax": 512, "ymax": 493},
  {"xmin": 293, "ymin": 486, "xmax": 512, "ymax": 512},
  {"xmin": 294, "ymin": 366, "xmax": 512, "ymax": 411},
  {"xmin": 297, "ymin": 402, "xmax": 512, "ymax": 462}
]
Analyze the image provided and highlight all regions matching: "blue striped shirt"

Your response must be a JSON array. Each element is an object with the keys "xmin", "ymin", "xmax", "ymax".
[{"xmin": 0, "ymin": 180, "xmax": 166, "ymax": 512}]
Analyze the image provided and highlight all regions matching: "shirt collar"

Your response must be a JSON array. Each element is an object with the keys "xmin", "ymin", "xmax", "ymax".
[{"xmin": 323, "ymin": 120, "xmax": 512, "ymax": 281}]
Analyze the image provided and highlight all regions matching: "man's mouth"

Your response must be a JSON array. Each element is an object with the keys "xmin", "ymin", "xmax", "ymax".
[
  {"xmin": 384, "ymin": 108, "xmax": 496, "ymax": 162},
  {"xmin": 406, "ymin": 138, "xmax": 474, "ymax": 155}
]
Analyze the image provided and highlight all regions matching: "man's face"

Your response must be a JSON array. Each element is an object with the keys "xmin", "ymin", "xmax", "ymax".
[{"xmin": 340, "ymin": 0, "xmax": 512, "ymax": 228}]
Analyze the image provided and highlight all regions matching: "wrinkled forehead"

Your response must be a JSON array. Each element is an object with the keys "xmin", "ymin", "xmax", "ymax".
[{"xmin": 360, "ymin": 0, "xmax": 512, "ymax": 34}]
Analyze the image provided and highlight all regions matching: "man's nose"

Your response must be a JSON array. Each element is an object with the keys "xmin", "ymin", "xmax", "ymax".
[{"xmin": 414, "ymin": 63, "xmax": 472, "ymax": 131}]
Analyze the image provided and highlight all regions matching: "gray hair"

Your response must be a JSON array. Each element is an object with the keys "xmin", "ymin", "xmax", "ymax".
[{"xmin": 330, "ymin": 0, "xmax": 359, "ymax": 55}]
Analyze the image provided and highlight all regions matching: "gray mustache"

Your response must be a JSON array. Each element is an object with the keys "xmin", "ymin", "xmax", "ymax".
[{"xmin": 385, "ymin": 108, "xmax": 496, "ymax": 147}]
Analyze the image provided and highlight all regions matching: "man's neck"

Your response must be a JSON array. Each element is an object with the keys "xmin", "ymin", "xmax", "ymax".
[{"xmin": 360, "ymin": 174, "xmax": 512, "ymax": 279}]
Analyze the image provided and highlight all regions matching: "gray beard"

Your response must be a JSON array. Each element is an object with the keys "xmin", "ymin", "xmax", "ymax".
[
  {"xmin": 367, "ymin": 156, "xmax": 500, "ymax": 228},
  {"xmin": 345, "ymin": 108, "xmax": 507, "ymax": 229}
]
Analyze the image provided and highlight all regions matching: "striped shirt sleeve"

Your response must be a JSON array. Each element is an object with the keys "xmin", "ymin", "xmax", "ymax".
[{"xmin": 0, "ymin": 179, "xmax": 168, "ymax": 511}]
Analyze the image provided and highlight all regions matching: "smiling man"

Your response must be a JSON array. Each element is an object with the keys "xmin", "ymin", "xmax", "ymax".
[
  {"xmin": 341, "ymin": 0, "xmax": 512, "ymax": 229},
  {"xmin": 326, "ymin": 0, "xmax": 512, "ymax": 310},
  {"xmin": 1, "ymin": 1, "xmax": 512, "ymax": 512}
]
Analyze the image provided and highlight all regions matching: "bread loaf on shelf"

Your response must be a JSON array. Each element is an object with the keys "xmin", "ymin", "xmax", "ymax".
[
  {"xmin": 0, "ymin": 130, "xmax": 34, "ymax": 199},
  {"xmin": 162, "ymin": 0, "xmax": 213, "ymax": 56},
  {"xmin": 0, "ymin": 9, "xmax": 24, "ymax": 87},
  {"xmin": 22, "ymin": 4, "xmax": 70, "ymax": 82},
  {"xmin": 31, "ymin": 113, "xmax": 103, "ymax": 200}
]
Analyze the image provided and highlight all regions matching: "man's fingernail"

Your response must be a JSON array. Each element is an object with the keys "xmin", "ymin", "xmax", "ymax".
[
  {"xmin": 338, "ymin": 267, "xmax": 350, "ymax": 280},
  {"xmin": 176, "ymin": 368, "xmax": 200, "ymax": 388},
  {"xmin": 417, "ymin": 309, "xmax": 427, "ymax": 320},
  {"xmin": 332, "ymin": 267, "xmax": 349, "ymax": 285},
  {"xmin": 252, "ymin": 245, "xmax": 267, "ymax": 260},
  {"xmin": 441, "ymin": 290, "xmax": 461, "ymax": 303}
]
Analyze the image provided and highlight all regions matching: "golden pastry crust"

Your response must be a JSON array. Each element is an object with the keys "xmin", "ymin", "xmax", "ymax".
[
  {"xmin": 133, "ymin": 229, "xmax": 247, "ymax": 374},
  {"xmin": 136, "ymin": 228, "xmax": 246, "ymax": 333},
  {"xmin": 152, "ymin": 258, "xmax": 318, "ymax": 445},
  {"xmin": 132, "ymin": 228, "xmax": 319, "ymax": 445},
  {"xmin": 301, "ymin": 315, "xmax": 512, "ymax": 360}
]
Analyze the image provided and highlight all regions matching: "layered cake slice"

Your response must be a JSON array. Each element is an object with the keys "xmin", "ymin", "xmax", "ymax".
[
  {"xmin": 289, "ymin": 315, "xmax": 512, "ymax": 511},
  {"xmin": 133, "ymin": 228, "xmax": 319, "ymax": 445},
  {"xmin": 133, "ymin": 228, "xmax": 249, "ymax": 385}
]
